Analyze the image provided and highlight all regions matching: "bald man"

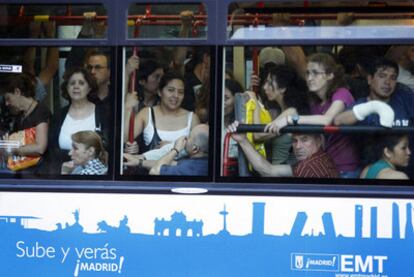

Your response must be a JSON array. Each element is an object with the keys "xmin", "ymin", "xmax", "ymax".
[{"xmin": 149, "ymin": 124, "xmax": 209, "ymax": 176}]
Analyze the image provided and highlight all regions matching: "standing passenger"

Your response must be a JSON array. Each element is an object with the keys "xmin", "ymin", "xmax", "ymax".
[
  {"xmin": 48, "ymin": 68, "xmax": 107, "ymax": 174},
  {"xmin": 266, "ymin": 53, "xmax": 360, "ymax": 177}
]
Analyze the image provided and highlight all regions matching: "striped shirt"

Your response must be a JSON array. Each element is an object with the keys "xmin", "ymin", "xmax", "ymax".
[{"xmin": 292, "ymin": 150, "xmax": 339, "ymax": 178}]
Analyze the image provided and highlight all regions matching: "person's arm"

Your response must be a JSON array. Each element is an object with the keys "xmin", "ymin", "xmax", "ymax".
[
  {"xmin": 190, "ymin": 112, "xmax": 201, "ymax": 129},
  {"xmin": 334, "ymin": 100, "xmax": 395, "ymax": 127},
  {"xmin": 333, "ymin": 110, "xmax": 359, "ymax": 125},
  {"xmin": 227, "ymin": 121, "xmax": 293, "ymax": 177},
  {"xmin": 123, "ymin": 153, "xmax": 157, "ymax": 170},
  {"xmin": 264, "ymin": 107, "xmax": 297, "ymax": 134},
  {"xmin": 149, "ymin": 136, "xmax": 185, "ymax": 175},
  {"xmin": 65, "ymin": 12, "xmax": 100, "ymax": 70},
  {"xmin": 125, "ymin": 55, "xmax": 139, "ymax": 95},
  {"xmin": 123, "ymin": 98, "xmax": 144, "ymax": 142},
  {"xmin": 61, "ymin": 160, "xmax": 74, "ymax": 175},
  {"xmin": 385, "ymin": 46, "xmax": 408, "ymax": 63},
  {"xmin": 281, "ymin": 46, "xmax": 307, "ymax": 80},
  {"xmin": 378, "ymin": 169, "xmax": 409, "ymax": 180},
  {"xmin": 173, "ymin": 10, "xmax": 193, "ymax": 75},
  {"xmin": 13, "ymin": 122, "xmax": 48, "ymax": 156},
  {"xmin": 38, "ymin": 22, "xmax": 58, "ymax": 89},
  {"xmin": 291, "ymin": 100, "xmax": 346, "ymax": 126}
]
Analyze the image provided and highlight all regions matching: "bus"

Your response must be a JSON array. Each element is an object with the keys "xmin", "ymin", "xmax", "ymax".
[{"xmin": 0, "ymin": 0, "xmax": 413, "ymax": 276}]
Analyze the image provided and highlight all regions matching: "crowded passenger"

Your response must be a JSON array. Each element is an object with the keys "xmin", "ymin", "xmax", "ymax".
[
  {"xmin": 360, "ymin": 134, "xmax": 410, "ymax": 180},
  {"xmin": 61, "ymin": 130, "xmax": 108, "ymax": 175},
  {"xmin": 47, "ymin": 67, "xmax": 108, "ymax": 174},
  {"xmin": 265, "ymin": 53, "xmax": 360, "ymax": 177},
  {"xmin": 194, "ymin": 80, "xmax": 210, "ymax": 124},
  {"xmin": 334, "ymin": 58, "xmax": 414, "ymax": 127},
  {"xmin": 334, "ymin": 57, "xmax": 414, "ymax": 178},
  {"xmin": 246, "ymin": 64, "xmax": 309, "ymax": 165},
  {"xmin": 182, "ymin": 46, "xmax": 210, "ymax": 111},
  {"xmin": 222, "ymin": 78, "xmax": 244, "ymax": 163},
  {"xmin": 85, "ymin": 50, "xmax": 111, "ymax": 103},
  {"xmin": 149, "ymin": 123, "xmax": 209, "ymax": 176},
  {"xmin": 227, "ymin": 121, "xmax": 338, "ymax": 178},
  {"xmin": 125, "ymin": 57, "xmax": 164, "ymax": 113},
  {"xmin": 1, "ymin": 73, "xmax": 51, "ymax": 172},
  {"xmin": 124, "ymin": 71, "xmax": 200, "ymax": 156},
  {"xmin": 386, "ymin": 45, "xmax": 414, "ymax": 92}
]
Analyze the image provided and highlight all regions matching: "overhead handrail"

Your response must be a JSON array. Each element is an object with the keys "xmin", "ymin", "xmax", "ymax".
[
  {"xmin": 234, "ymin": 124, "xmax": 414, "ymax": 134},
  {"xmin": 6, "ymin": 11, "xmax": 414, "ymax": 25}
]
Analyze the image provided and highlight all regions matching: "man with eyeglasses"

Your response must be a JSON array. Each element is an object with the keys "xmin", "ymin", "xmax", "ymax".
[{"xmin": 85, "ymin": 50, "xmax": 111, "ymax": 102}]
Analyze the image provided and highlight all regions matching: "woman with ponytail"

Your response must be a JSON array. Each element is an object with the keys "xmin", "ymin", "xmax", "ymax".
[
  {"xmin": 265, "ymin": 53, "xmax": 360, "ymax": 177},
  {"xmin": 61, "ymin": 130, "xmax": 108, "ymax": 175}
]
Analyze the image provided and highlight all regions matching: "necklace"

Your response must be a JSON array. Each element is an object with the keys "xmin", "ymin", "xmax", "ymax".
[{"xmin": 23, "ymin": 100, "xmax": 36, "ymax": 119}]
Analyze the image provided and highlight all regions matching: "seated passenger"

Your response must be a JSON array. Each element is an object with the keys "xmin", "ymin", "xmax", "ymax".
[
  {"xmin": 266, "ymin": 53, "xmax": 360, "ymax": 178},
  {"xmin": 360, "ymin": 134, "xmax": 410, "ymax": 180},
  {"xmin": 149, "ymin": 124, "xmax": 209, "ymax": 176},
  {"xmin": 1, "ymin": 73, "xmax": 51, "ymax": 172},
  {"xmin": 227, "ymin": 121, "xmax": 338, "ymax": 178},
  {"xmin": 48, "ymin": 67, "xmax": 107, "ymax": 174},
  {"xmin": 124, "ymin": 71, "xmax": 200, "ymax": 155},
  {"xmin": 61, "ymin": 131, "xmax": 108, "ymax": 175}
]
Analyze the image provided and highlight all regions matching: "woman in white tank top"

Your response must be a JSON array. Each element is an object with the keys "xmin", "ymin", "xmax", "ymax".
[{"xmin": 124, "ymin": 72, "xmax": 200, "ymax": 153}]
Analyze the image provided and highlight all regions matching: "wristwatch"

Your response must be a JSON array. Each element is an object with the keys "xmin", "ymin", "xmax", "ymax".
[
  {"xmin": 291, "ymin": 114, "xmax": 300, "ymax": 126},
  {"xmin": 138, "ymin": 159, "xmax": 144, "ymax": 168}
]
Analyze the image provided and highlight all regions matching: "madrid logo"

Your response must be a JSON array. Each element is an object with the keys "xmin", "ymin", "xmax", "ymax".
[{"xmin": 295, "ymin": 255, "xmax": 304, "ymax": 269}]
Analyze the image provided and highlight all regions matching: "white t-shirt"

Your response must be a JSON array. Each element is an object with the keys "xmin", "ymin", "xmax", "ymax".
[
  {"xmin": 398, "ymin": 65, "xmax": 414, "ymax": 93},
  {"xmin": 58, "ymin": 112, "xmax": 96, "ymax": 150}
]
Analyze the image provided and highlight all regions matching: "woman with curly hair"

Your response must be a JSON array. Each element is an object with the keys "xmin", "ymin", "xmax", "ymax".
[
  {"xmin": 246, "ymin": 64, "xmax": 309, "ymax": 165},
  {"xmin": 265, "ymin": 53, "xmax": 360, "ymax": 177}
]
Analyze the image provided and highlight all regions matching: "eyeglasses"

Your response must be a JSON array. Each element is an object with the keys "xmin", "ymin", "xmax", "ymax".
[
  {"xmin": 86, "ymin": 64, "xmax": 107, "ymax": 71},
  {"xmin": 305, "ymin": 70, "xmax": 326, "ymax": 77}
]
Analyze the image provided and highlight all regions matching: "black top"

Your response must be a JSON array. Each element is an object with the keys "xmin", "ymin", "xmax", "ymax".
[
  {"xmin": 14, "ymin": 102, "xmax": 51, "ymax": 132},
  {"xmin": 182, "ymin": 71, "xmax": 202, "ymax": 111}
]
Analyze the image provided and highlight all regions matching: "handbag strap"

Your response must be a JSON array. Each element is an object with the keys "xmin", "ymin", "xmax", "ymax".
[{"xmin": 150, "ymin": 107, "xmax": 162, "ymax": 142}]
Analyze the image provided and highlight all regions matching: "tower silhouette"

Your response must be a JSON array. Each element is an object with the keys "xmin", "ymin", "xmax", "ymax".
[
  {"xmin": 290, "ymin": 212, "xmax": 307, "ymax": 237},
  {"xmin": 355, "ymin": 205, "xmax": 363, "ymax": 238},
  {"xmin": 405, "ymin": 203, "xmax": 414, "ymax": 239},
  {"xmin": 322, "ymin": 212, "xmax": 336, "ymax": 238},
  {"xmin": 392, "ymin": 203, "xmax": 400, "ymax": 239},
  {"xmin": 252, "ymin": 202, "xmax": 265, "ymax": 236},
  {"xmin": 370, "ymin": 207, "xmax": 377, "ymax": 239},
  {"xmin": 218, "ymin": 204, "xmax": 230, "ymax": 235}
]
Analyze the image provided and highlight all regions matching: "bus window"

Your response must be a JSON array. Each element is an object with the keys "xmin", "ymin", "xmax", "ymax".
[
  {"xmin": 121, "ymin": 46, "xmax": 211, "ymax": 178},
  {"xmin": 127, "ymin": 3, "xmax": 207, "ymax": 39},
  {"xmin": 0, "ymin": 4, "xmax": 108, "ymax": 39},
  {"xmin": 0, "ymin": 46, "xmax": 114, "ymax": 178},
  {"xmin": 227, "ymin": 1, "xmax": 414, "ymax": 40},
  {"xmin": 221, "ymin": 44, "xmax": 414, "ymax": 182}
]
